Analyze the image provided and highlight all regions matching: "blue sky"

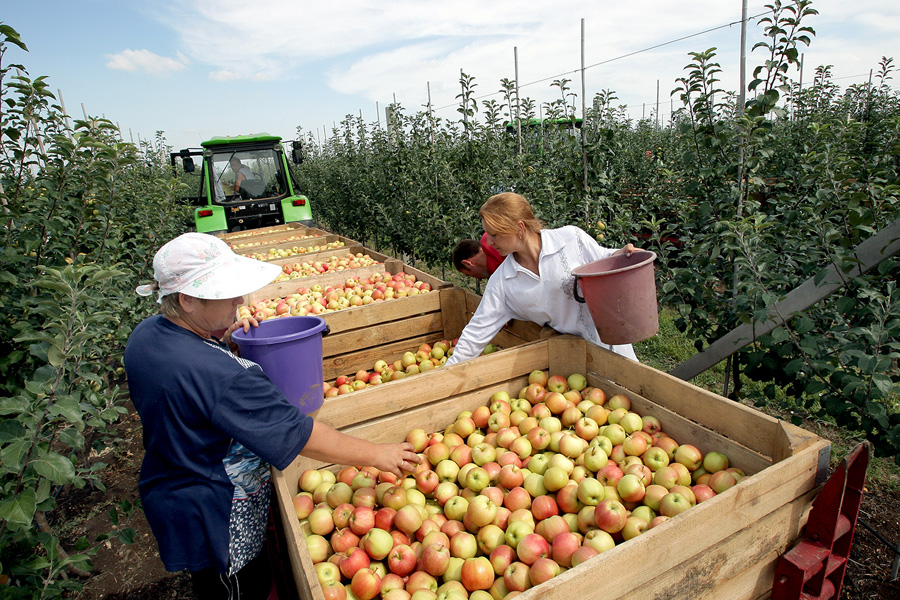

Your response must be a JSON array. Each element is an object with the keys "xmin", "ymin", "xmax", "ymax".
[{"xmin": 4, "ymin": 1, "xmax": 898, "ymax": 153}]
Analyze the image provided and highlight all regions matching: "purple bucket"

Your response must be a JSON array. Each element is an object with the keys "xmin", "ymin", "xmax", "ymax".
[{"xmin": 231, "ymin": 316, "xmax": 327, "ymax": 415}]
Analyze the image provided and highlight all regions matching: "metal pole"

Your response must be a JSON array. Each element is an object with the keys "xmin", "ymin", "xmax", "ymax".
[
  {"xmin": 725, "ymin": 0, "xmax": 750, "ymax": 396},
  {"xmin": 427, "ymin": 82, "xmax": 435, "ymax": 145},
  {"xmin": 514, "ymin": 47, "xmax": 522, "ymax": 155},
  {"xmin": 656, "ymin": 80, "xmax": 660, "ymax": 128},
  {"xmin": 580, "ymin": 19, "xmax": 588, "ymax": 200},
  {"xmin": 797, "ymin": 52, "xmax": 804, "ymax": 120}
]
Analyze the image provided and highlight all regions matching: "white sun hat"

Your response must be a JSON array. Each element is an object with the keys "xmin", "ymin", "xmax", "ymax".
[{"xmin": 136, "ymin": 232, "xmax": 281, "ymax": 303}]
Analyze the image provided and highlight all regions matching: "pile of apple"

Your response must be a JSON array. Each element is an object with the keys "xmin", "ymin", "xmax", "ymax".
[
  {"xmin": 293, "ymin": 371, "xmax": 745, "ymax": 600},
  {"xmin": 225, "ymin": 224, "xmax": 299, "ymax": 240},
  {"xmin": 244, "ymin": 240, "xmax": 347, "ymax": 261},
  {"xmin": 238, "ymin": 272, "xmax": 431, "ymax": 321},
  {"xmin": 230, "ymin": 233, "xmax": 319, "ymax": 250},
  {"xmin": 270, "ymin": 253, "xmax": 381, "ymax": 283},
  {"xmin": 324, "ymin": 341, "xmax": 499, "ymax": 396}
]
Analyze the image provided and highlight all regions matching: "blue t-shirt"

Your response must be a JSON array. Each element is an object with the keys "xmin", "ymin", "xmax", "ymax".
[{"xmin": 124, "ymin": 315, "xmax": 313, "ymax": 574}]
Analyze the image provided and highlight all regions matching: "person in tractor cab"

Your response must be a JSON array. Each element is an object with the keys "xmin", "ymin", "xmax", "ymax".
[
  {"xmin": 445, "ymin": 192, "xmax": 640, "ymax": 366},
  {"xmin": 229, "ymin": 157, "xmax": 258, "ymax": 198},
  {"xmin": 452, "ymin": 236, "xmax": 504, "ymax": 280},
  {"xmin": 126, "ymin": 233, "xmax": 420, "ymax": 600}
]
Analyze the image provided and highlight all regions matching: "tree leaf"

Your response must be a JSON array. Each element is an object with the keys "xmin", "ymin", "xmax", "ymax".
[
  {"xmin": 31, "ymin": 452, "xmax": 76, "ymax": 485},
  {"xmin": 0, "ymin": 439, "xmax": 30, "ymax": 472},
  {"xmin": 0, "ymin": 489, "xmax": 37, "ymax": 530}
]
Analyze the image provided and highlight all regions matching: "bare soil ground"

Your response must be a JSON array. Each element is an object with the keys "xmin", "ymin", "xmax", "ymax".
[{"xmin": 58, "ymin": 399, "xmax": 899, "ymax": 600}]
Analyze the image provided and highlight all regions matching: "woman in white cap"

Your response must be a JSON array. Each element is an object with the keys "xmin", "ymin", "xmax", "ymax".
[{"xmin": 125, "ymin": 232, "xmax": 419, "ymax": 600}]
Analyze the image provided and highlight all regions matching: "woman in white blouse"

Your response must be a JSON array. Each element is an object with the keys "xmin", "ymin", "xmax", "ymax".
[{"xmin": 445, "ymin": 192, "xmax": 639, "ymax": 366}]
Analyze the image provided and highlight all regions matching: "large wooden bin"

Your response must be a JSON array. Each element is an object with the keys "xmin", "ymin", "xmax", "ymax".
[
  {"xmin": 273, "ymin": 335, "xmax": 830, "ymax": 600},
  {"xmin": 231, "ymin": 232, "xmax": 359, "ymax": 256},
  {"xmin": 244, "ymin": 257, "xmax": 448, "ymax": 310},
  {"xmin": 315, "ymin": 287, "xmax": 550, "ymax": 423},
  {"xmin": 217, "ymin": 222, "xmax": 329, "ymax": 242}
]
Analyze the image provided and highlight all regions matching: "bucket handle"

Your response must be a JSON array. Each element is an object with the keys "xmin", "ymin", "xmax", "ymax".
[{"xmin": 573, "ymin": 278, "xmax": 586, "ymax": 304}]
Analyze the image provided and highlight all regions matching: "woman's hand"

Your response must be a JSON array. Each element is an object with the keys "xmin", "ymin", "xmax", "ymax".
[
  {"xmin": 223, "ymin": 316, "xmax": 259, "ymax": 353},
  {"xmin": 371, "ymin": 442, "xmax": 422, "ymax": 478},
  {"xmin": 614, "ymin": 243, "xmax": 640, "ymax": 257}
]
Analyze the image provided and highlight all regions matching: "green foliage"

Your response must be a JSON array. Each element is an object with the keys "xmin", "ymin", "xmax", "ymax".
[
  {"xmin": 292, "ymin": 8, "xmax": 900, "ymax": 465},
  {"xmin": 0, "ymin": 23, "xmax": 183, "ymax": 596}
]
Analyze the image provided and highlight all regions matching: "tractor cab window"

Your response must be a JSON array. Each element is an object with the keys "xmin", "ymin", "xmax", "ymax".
[{"xmin": 210, "ymin": 148, "xmax": 285, "ymax": 203}]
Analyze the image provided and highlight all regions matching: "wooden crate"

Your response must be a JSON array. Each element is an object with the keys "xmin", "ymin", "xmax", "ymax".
[
  {"xmin": 273, "ymin": 334, "xmax": 830, "ymax": 600},
  {"xmin": 245, "ymin": 258, "xmax": 447, "ymax": 306},
  {"xmin": 317, "ymin": 287, "xmax": 549, "ymax": 393},
  {"xmin": 263, "ymin": 245, "xmax": 392, "ymax": 268},
  {"xmin": 231, "ymin": 233, "xmax": 359, "ymax": 256},
  {"xmin": 218, "ymin": 222, "xmax": 327, "ymax": 241}
]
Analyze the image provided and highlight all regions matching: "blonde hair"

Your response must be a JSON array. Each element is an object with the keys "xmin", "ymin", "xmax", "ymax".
[{"xmin": 480, "ymin": 192, "xmax": 543, "ymax": 236}]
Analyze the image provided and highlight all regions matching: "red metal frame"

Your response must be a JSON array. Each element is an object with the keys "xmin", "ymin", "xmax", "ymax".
[{"xmin": 771, "ymin": 441, "xmax": 870, "ymax": 600}]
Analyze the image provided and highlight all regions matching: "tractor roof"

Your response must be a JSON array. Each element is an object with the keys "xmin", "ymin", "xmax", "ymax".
[{"xmin": 200, "ymin": 133, "xmax": 282, "ymax": 147}]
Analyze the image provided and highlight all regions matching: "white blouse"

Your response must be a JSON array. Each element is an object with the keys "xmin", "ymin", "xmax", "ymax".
[{"xmin": 446, "ymin": 226, "xmax": 638, "ymax": 365}]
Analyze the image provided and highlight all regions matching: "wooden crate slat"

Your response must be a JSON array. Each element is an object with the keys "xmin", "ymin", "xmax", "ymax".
[
  {"xmin": 321, "ymin": 291, "xmax": 444, "ymax": 335},
  {"xmin": 609, "ymin": 489, "xmax": 815, "ymax": 600},
  {"xmin": 322, "ymin": 313, "xmax": 443, "ymax": 360},
  {"xmin": 323, "ymin": 334, "xmax": 439, "ymax": 381}
]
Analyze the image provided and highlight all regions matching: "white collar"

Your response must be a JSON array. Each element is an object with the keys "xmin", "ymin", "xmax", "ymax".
[{"xmin": 502, "ymin": 229, "xmax": 563, "ymax": 279}]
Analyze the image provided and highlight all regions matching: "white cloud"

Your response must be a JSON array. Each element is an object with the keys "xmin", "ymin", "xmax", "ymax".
[
  {"xmin": 156, "ymin": 0, "xmax": 899, "ymax": 120},
  {"xmin": 105, "ymin": 49, "xmax": 188, "ymax": 76}
]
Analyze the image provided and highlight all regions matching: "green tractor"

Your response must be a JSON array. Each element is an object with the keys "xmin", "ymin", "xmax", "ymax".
[{"xmin": 170, "ymin": 132, "xmax": 312, "ymax": 234}]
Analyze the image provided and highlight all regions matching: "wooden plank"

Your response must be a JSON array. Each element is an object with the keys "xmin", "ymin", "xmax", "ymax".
[
  {"xmin": 314, "ymin": 342, "xmax": 549, "ymax": 430},
  {"xmin": 323, "ymin": 293, "xmax": 443, "ymax": 334},
  {"xmin": 220, "ymin": 222, "xmax": 313, "ymax": 241},
  {"xmin": 234, "ymin": 233, "xmax": 359, "ymax": 255},
  {"xmin": 323, "ymin": 334, "xmax": 440, "ymax": 381},
  {"xmin": 587, "ymin": 340, "xmax": 783, "ymax": 458},
  {"xmin": 271, "ymin": 465, "xmax": 319, "ymax": 600},
  {"xmin": 440, "ymin": 288, "xmax": 469, "ymax": 340},
  {"xmin": 323, "ymin": 313, "xmax": 443, "ymax": 360},
  {"xmin": 547, "ymin": 335, "xmax": 588, "ymax": 378},
  {"xmin": 229, "ymin": 232, "xmax": 338, "ymax": 251},
  {"xmin": 231, "ymin": 233, "xmax": 333, "ymax": 254},
  {"xmin": 635, "ymin": 489, "xmax": 815, "ymax": 600},
  {"xmin": 671, "ymin": 217, "xmax": 900, "ymax": 381}
]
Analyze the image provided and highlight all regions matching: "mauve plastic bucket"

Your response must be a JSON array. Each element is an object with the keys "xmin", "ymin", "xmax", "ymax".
[
  {"xmin": 573, "ymin": 250, "xmax": 659, "ymax": 345},
  {"xmin": 231, "ymin": 316, "xmax": 327, "ymax": 415}
]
